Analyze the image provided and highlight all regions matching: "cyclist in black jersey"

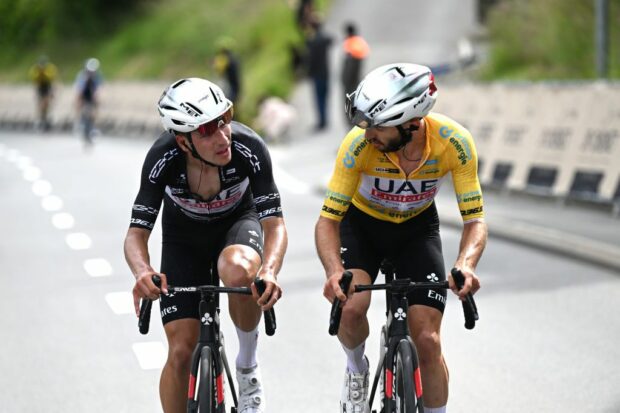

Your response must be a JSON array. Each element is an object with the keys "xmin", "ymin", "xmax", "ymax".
[
  {"xmin": 124, "ymin": 77, "xmax": 287, "ymax": 413},
  {"xmin": 316, "ymin": 63, "xmax": 487, "ymax": 413}
]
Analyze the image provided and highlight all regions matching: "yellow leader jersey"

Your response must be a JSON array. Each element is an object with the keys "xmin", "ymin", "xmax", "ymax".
[{"xmin": 320, "ymin": 112, "xmax": 484, "ymax": 224}]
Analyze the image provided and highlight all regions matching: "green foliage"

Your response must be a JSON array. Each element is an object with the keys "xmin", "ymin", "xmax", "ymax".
[
  {"xmin": 482, "ymin": 0, "xmax": 620, "ymax": 79},
  {"xmin": 0, "ymin": 0, "xmax": 314, "ymax": 123}
]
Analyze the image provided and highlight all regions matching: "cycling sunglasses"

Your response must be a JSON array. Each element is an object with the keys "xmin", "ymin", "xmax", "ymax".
[
  {"xmin": 196, "ymin": 106, "xmax": 234, "ymax": 136},
  {"xmin": 345, "ymin": 92, "xmax": 375, "ymax": 129}
]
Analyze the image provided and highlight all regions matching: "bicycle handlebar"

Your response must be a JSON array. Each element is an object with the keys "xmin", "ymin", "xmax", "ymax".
[
  {"xmin": 451, "ymin": 268, "xmax": 479, "ymax": 330},
  {"xmin": 327, "ymin": 268, "xmax": 479, "ymax": 334},
  {"xmin": 254, "ymin": 277, "xmax": 277, "ymax": 336},
  {"xmin": 328, "ymin": 271, "xmax": 353, "ymax": 336},
  {"xmin": 138, "ymin": 275, "xmax": 278, "ymax": 336}
]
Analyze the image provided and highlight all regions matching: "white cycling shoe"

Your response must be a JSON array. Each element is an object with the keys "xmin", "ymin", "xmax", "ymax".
[
  {"xmin": 236, "ymin": 365, "xmax": 265, "ymax": 413},
  {"xmin": 340, "ymin": 364, "xmax": 370, "ymax": 413}
]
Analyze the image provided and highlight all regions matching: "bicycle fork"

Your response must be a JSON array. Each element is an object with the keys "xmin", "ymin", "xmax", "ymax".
[{"xmin": 373, "ymin": 293, "xmax": 424, "ymax": 412}]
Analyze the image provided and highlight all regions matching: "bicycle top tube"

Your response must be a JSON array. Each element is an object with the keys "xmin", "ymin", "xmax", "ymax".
[{"xmin": 166, "ymin": 285, "xmax": 252, "ymax": 295}]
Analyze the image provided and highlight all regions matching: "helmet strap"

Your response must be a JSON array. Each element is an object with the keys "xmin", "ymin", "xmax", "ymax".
[{"xmin": 184, "ymin": 132, "xmax": 219, "ymax": 167}]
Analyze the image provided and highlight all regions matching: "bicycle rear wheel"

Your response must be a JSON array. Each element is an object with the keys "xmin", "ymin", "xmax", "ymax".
[
  {"xmin": 388, "ymin": 340, "xmax": 422, "ymax": 413},
  {"xmin": 198, "ymin": 347, "xmax": 215, "ymax": 413}
]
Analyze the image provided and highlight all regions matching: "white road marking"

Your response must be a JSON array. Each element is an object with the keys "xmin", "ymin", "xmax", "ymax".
[
  {"xmin": 132, "ymin": 342, "xmax": 167, "ymax": 370},
  {"xmin": 52, "ymin": 212, "xmax": 75, "ymax": 229},
  {"xmin": 65, "ymin": 232, "xmax": 92, "ymax": 250},
  {"xmin": 32, "ymin": 179, "xmax": 52, "ymax": 196},
  {"xmin": 23, "ymin": 165, "xmax": 42, "ymax": 181},
  {"xmin": 6, "ymin": 149, "xmax": 20, "ymax": 162},
  {"xmin": 16, "ymin": 155, "xmax": 32, "ymax": 169},
  {"xmin": 42, "ymin": 195, "xmax": 63, "ymax": 211},
  {"xmin": 272, "ymin": 164, "xmax": 310, "ymax": 195},
  {"xmin": 105, "ymin": 291, "xmax": 134, "ymax": 315},
  {"xmin": 84, "ymin": 258, "xmax": 113, "ymax": 277}
]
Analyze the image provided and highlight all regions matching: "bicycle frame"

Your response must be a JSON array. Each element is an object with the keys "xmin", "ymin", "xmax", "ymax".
[
  {"xmin": 328, "ymin": 264, "xmax": 478, "ymax": 413},
  {"xmin": 366, "ymin": 278, "xmax": 435, "ymax": 412},
  {"xmin": 138, "ymin": 275, "xmax": 276, "ymax": 413},
  {"xmin": 185, "ymin": 286, "xmax": 244, "ymax": 412}
]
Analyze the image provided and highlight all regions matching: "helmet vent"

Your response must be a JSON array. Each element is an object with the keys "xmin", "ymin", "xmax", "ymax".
[
  {"xmin": 384, "ymin": 114, "xmax": 403, "ymax": 123},
  {"xmin": 172, "ymin": 119, "xmax": 186, "ymax": 125},
  {"xmin": 171, "ymin": 79, "xmax": 189, "ymax": 89},
  {"xmin": 161, "ymin": 105, "xmax": 176, "ymax": 111},
  {"xmin": 394, "ymin": 96, "xmax": 413, "ymax": 105},
  {"xmin": 184, "ymin": 102, "xmax": 204, "ymax": 115},
  {"xmin": 209, "ymin": 87, "xmax": 222, "ymax": 104},
  {"xmin": 367, "ymin": 99, "xmax": 384, "ymax": 114}
]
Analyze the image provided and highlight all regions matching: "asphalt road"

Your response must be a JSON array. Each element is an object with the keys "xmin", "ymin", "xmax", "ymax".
[
  {"xmin": 0, "ymin": 132, "xmax": 619, "ymax": 413},
  {"xmin": 1, "ymin": 0, "xmax": 619, "ymax": 412}
]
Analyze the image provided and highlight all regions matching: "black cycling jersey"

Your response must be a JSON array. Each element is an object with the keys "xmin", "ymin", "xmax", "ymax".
[{"xmin": 129, "ymin": 121, "xmax": 283, "ymax": 235}]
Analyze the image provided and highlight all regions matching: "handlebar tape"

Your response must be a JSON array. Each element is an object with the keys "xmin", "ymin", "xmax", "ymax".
[
  {"xmin": 138, "ymin": 275, "xmax": 162, "ymax": 335},
  {"xmin": 451, "ymin": 268, "xmax": 479, "ymax": 330},
  {"xmin": 254, "ymin": 278, "xmax": 277, "ymax": 336},
  {"xmin": 328, "ymin": 271, "xmax": 354, "ymax": 336}
]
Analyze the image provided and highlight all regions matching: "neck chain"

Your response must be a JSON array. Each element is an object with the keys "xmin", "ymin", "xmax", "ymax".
[{"xmin": 401, "ymin": 143, "xmax": 421, "ymax": 162}]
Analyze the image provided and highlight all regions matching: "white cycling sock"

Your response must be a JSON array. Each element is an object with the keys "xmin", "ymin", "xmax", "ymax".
[
  {"xmin": 342, "ymin": 342, "xmax": 368, "ymax": 373},
  {"xmin": 424, "ymin": 406, "xmax": 446, "ymax": 413},
  {"xmin": 235, "ymin": 325, "xmax": 258, "ymax": 369}
]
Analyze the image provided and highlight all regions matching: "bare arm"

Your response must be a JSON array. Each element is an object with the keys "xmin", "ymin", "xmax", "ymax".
[
  {"xmin": 124, "ymin": 227, "xmax": 166, "ymax": 315},
  {"xmin": 256, "ymin": 216, "xmax": 288, "ymax": 309},
  {"xmin": 315, "ymin": 216, "xmax": 347, "ymax": 303},
  {"xmin": 450, "ymin": 220, "xmax": 488, "ymax": 298}
]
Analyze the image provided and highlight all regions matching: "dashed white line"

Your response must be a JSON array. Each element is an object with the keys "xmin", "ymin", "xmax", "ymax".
[
  {"xmin": 132, "ymin": 342, "xmax": 167, "ymax": 370},
  {"xmin": 83, "ymin": 258, "xmax": 113, "ymax": 277},
  {"xmin": 272, "ymin": 164, "xmax": 310, "ymax": 195},
  {"xmin": 65, "ymin": 232, "xmax": 92, "ymax": 250},
  {"xmin": 42, "ymin": 195, "xmax": 63, "ymax": 211},
  {"xmin": 23, "ymin": 165, "xmax": 42, "ymax": 181},
  {"xmin": 52, "ymin": 212, "xmax": 75, "ymax": 229},
  {"xmin": 32, "ymin": 179, "xmax": 52, "ymax": 196}
]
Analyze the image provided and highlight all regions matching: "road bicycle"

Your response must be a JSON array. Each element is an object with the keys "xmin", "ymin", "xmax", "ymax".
[
  {"xmin": 139, "ymin": 275, "xmax": 276, "ymax": 413},
  {"xmin": 329, "ymin": 261, "xmax": 478, "ymax": 413}
]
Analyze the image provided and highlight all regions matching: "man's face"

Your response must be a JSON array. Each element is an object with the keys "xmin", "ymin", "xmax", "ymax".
[
  {"xmin": 364, "ymin": 126, "xmax": 402, "ymax": 152},
  {"xmin": 187, "ymin": 123, "xmax": 233, "ymax": 166},
  {"xmin": 363, "ymin": 119, "xmax": 422, "ymax": 152}
]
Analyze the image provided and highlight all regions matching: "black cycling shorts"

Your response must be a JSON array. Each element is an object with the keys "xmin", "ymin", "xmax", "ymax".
[
  {"xmin": 158, "ymin": 209, "xmax": 263, "ymax": 325},
  {"xmin": 340, "ymin": 203, "xmax": 447, "ymax": 313}
]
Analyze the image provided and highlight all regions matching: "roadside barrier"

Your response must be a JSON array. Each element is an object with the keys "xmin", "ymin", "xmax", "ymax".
[
  {"xmin": 436, "ymin": 82, "xmax": 620, "ymax": 209},
  {"xmin": 1, "ymin": 81, "xmax": 619, "ymax": 208}
]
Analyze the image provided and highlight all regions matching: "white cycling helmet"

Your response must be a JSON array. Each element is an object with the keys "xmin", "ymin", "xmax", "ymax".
[
  {"xmin": 85, "ymin": 57, "xmax": 100, "ymax": 72},
  {"xmin": 158, "ymin": 77, "xmax": 232, "ymax": 133},
  {"xmin": 346, "ymin": 63, "xmax": 437, "ymax": 128}
]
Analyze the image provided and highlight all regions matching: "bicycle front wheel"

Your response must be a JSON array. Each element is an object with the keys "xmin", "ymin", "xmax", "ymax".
[
  {"xmin": 392, "ymin": 339, "xmax": 422, "ymax": 413},
  {"xmin": 198, "ymin": 347, "xmax": 215, "ymax": 413}
]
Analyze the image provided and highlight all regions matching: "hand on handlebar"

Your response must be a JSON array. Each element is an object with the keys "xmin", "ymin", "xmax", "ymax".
[
  {"xmin": 252, "ymin": 273, "xmax": 281, "ymax": 311},
  {"xmin": 449, "ymin": 267, "xmax": 480, "ymax": 299},
  {"xmin": 132, "ymin": 271, "xmax": 167, "ymax": 316},
  {"xmin": 324, "ymin": 272, "xmax": 349, "ymax": 304}
]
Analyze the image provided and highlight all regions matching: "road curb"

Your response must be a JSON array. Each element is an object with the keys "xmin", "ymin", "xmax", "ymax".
[
  {"xmin": 315, "ymin": 184, "xmax": 620, "ymax": 272},
  {"xmin": 440, "ymin": 215, "xmax": 620, "ymax": 272}
]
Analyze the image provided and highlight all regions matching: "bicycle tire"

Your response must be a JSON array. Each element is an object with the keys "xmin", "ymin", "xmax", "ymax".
[
  {"xmin": 388, "ymin": 340, "xmax": 421, "ymax": 413},
  {"xmin": 198, "ymin": 347, "xmax": 215, "ymax": 413}
]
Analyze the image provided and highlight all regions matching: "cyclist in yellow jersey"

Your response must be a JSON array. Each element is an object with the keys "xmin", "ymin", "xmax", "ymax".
[
  {"xmin": 29, "ymin": 55, "xmax": 58, "ymax": 132},
  {"xmin": 315, "ymin": 63, "xmax": 487, "ymax": 413}
]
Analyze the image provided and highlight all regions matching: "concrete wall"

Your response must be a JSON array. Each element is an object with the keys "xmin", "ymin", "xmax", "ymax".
[
  {"xmin": 1, "ymin": 80, "xmax": 619, "ymax": 205},
  {"xmin": 435, "ymin": 82, "xmax": 620, "ymax": 205}
]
